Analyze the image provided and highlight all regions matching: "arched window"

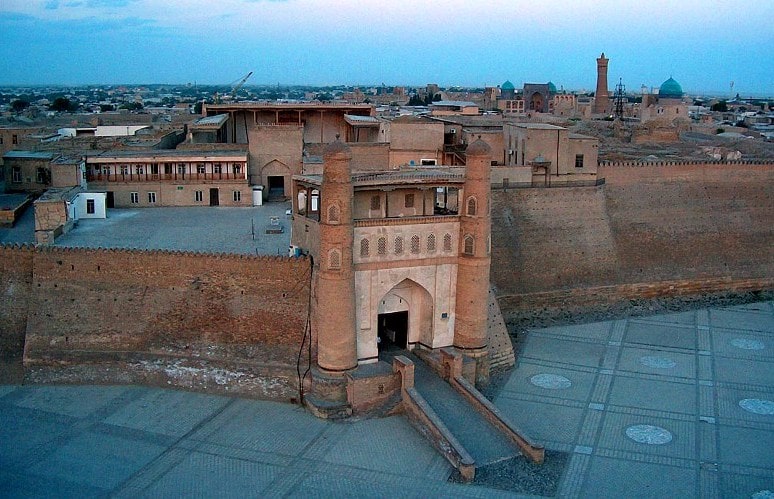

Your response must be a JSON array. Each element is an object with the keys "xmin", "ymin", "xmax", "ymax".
[
  {"xmin": 328, "ymin": 248, "xmax": 341, "ymax": 270},
  {"xmin": 327, "ymin": 203, "xmax": 340, "ymax": 224},
  {"xmin": 443, "ymin": 233, "xmax": 453, "ymax": 252},
  {"xmin": 467, "ymin": 196, "xmax": 477, "ymax": 216},
  {"xmin": 410, "ymin": 234, "xmax": 420, "ymax": 254},
  {"xmin": 394, "ymin": 236, "xmax": 404, "ymax": 255},
  {"xmin": 463, "ymin": 235, "xmax": 475, "ymax": 255},
  {"xmin": 377, "ymin": 237, "xmax": 387, "ymax": 256},
  {"xmin": 360, "ymin": 238, "xmax": 370, "ymax": 258},
  {"xmin": 427, "ymin": 233, "xmax": 436, "ymax": 252}
]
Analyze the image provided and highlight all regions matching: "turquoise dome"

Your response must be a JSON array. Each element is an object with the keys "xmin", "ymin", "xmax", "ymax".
[
  {"xmin": 548, "ymin": 81, "xmax": 557, "ymax": 94},
  {"xmin": 501, "ymin": 80, "xmax": 515, "ymax": 90},
  {"xmin": 659, "ymin": 77, "xmax": 683, "ymax": 99}
]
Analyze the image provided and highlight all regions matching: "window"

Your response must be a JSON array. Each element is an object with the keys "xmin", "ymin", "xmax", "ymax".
[
  {"xmin": 233, "ymin": 164, "xmax": 242, "ymax": 174},
  {"xmin": 195, "ymin": 190, "xmax": 203, "ymax": 202},
  {"xmin": 467, "ymin": 197, "xmax": 477, "ymax": 216},
  {"xmin": 11, "ymin": 167, "xmax": 21, "ymax": 183},
  {"xmin": 427, "ymin": 233, "xmax": 436, "ymax": 252},
  {"xmin": 360, "ymin": 238, "xmax": 370, "ymax": 258},
  {"xmin": 148, "ymin": 192, "xmax": 157, "ymax": 203},
  {"xmin": 164, "ymin": 163, "xmax": 172, "ymax": 174},
  {"xmin": 463, "ymin": 235, "xmax": 475, "ymax": 255},
  {"xmin": 404, "ymin": 193, "xmax": 414, "ymax": 208},
  {"xmin": 443, "ymin": 233, "xmax": 453, "ymax": 252},
  {"xmin": 327, "ymin": 203, "xmax": 340, "ymax": 223},
  {"xmin": 130, "ymin": 192, "xmax": 139, "ymax": 204},
  {"xmin": 151, "ymin": 164, "xmax": 159, "ymax": 175},
  {"xmin": 420, "ymin": 159, "xmax": 437, "ymax": 166},
  {"xmin": 233, "ymin": 190, "xmax": 241, "ymax": 202},
  {"xmin": 86, "ymin": 199, "xmax": 95, "ymax": 214},
  {"xmin": 410, "ymin": 234, "xmax": 420, "ymax": 254},
  {"xmin": 121, "ymin": 165, "xmax": 129, "ymax": 175},
  {"xmin": 0, "ymin": 136, "xmax": 3, "ymax": 144},
  {"xmin": 394, "ymin": 236, "xmax": 404, "ymax": 255},
  {"xmin": 575, "ymin": 154, "xmax": 584, "ymax": 168},
  {"xmin": 36, "ymin": 168, "xmax": 45, "ymax": 183},
  {"xmin": 12, "ymin": 134, "xmax": 18, "ymax": 145},
  {"xmin": 177, "ymin": 164, "xmax": 186, "ymax": 175},
  {"xmin": 370, "ymin": 195, "xmax": 380, "ymax": 211},
  {"xmin": 328, "ymin": 249, "xmax": 341, "ymax": 270},
  {"xmin": 197, "ymin": 163, "xmax": 206, "ymax": 174},
  {"xmin": 213, "ymin": 164, "xmax": 221, "ymax": 174},
  {"xmin": 136, "ymin": 166, "xmax": 144, "ymax": 175},
  {"xmin": 377, "ymin": 237, "xmax": 387, "ymax": 255}
]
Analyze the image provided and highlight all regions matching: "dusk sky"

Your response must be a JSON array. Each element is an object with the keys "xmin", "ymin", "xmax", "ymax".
[{"xmin": 1, "ymin": 0, "xmax": 772, "ymax": 96}]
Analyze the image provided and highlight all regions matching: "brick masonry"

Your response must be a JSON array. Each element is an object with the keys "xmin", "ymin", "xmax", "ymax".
[{"xmin": 491, "ymin": 163, "xmax": 774, "ymax": 316}]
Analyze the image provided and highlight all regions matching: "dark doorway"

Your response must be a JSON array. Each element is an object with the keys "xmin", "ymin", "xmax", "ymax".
[
  {"xmin": 209, "ymin": 188, "xmax": 219, "ymax": 206},
  {"xmin": 106, "ymin": 191, "xmax": 115, "ymax": 209},
  {"xmin": 378, "ymin": 311, "xmax": 408, "ymax": 353},
  {"xmin": 267, "ymin": 175, "xmax": 285, "ymax": 200}
]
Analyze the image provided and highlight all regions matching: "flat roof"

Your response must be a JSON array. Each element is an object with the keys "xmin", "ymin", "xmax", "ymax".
[
  {"xmin": 294, "ymin": 168, "xmax": 465, "ymax": 188},
  {"xmin": 85, "ymin": 150, "xmax": 248, "ymax": 162},
  {"xmin": 432, "ymin": 101, "xmax": 478, "ymax": 107},
  {"xmin": 512, "ymin": 123, "xmax": 565, "ymax": 130},
  {"xmin": 344, "ymin": 114, "xmax": 382, "ymax": 126},
  {"xmin": 2, "ymin": 150, "xmax": 55, "ymax": 160},
  {"xmin": 191, "ymin": 114, "xmax": 229, "ymax": 128}
]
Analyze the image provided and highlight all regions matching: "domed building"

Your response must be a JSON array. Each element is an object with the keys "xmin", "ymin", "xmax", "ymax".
[
  {"xmin": 501, "ymin": 80, "xmax": 516, "ymax": 100},
  {"xmin": 640, "ymin": 76, "xmax": 688, "ymax": 124}
]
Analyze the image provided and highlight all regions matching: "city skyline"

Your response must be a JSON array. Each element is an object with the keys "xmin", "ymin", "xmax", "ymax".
[{"xmin": 1, "ymin": 0, "xmax": 773, "ymax": 96}]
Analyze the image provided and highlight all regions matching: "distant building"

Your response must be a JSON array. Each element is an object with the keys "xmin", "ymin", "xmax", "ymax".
[{"xmin": 640, "ymin": 77, "xmax": 688, "ymax": 124}]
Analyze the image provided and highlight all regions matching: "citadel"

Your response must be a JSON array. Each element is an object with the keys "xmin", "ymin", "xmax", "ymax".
[{"xmin": 1, "ymin": 54, "xmax": 773, "ymax": 487}]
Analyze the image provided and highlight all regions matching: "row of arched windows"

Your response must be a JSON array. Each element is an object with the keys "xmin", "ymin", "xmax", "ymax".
[{"xmin": 359, "ymin": 233, "xmax": 455, "ymax": 258}]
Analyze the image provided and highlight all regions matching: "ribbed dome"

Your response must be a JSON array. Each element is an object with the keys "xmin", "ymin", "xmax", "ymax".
[
  {"xmin": 501, "ymin": 80, "xmax": 515, "ymax": 90},
  {"xmin": 659, "ymin": 77, "xmax": 683, "ymax": 99}
]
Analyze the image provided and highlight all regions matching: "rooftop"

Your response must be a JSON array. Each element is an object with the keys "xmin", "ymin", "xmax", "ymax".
[{"xmin": 2, "ymin": 151, "xmax": 56, "ymax": 160}]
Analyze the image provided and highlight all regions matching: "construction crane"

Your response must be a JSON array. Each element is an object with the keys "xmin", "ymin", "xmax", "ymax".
[{"xmin": 213, "ymin": 71, "xmax": 253, "ymax": 104}]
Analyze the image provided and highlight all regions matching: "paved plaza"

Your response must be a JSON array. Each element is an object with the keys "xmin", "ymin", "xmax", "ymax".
[{"xmin": 1, "ymin": 301, "xmax": 773, "ymax": 497}]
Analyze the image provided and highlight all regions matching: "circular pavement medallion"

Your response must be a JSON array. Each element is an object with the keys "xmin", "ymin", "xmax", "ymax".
[
  {"xmin": 739, "ymin": 399, "xmax": 774, "ymax": 416},
  {"xmin": 625, "ymin": 424, "xmax": 673, "ymax": 445},
  {"xmin": 730, "ymin": 338, "xmax": 765, "ymax": 351},
  {"xmin": 639, "ymin": 356, "xmax": 677, "ymax": 369},
  {"xmin": 529, "ymin": 373, "xmax": 572, "ymax": 390}
]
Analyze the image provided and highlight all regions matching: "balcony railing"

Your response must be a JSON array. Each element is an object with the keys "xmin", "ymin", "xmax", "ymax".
[{"xmin": 87, "ymin": 172, "xmax": 245, "ymax": 183}]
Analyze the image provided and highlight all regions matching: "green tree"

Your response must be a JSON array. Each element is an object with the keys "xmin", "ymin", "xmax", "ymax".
[
  {"xmin": 100, "ymin": 104, "xmax": 115, "ymax": 112},
  {"xmin": 711, "ymin": 100, "xmax": 728, "ymax": 112},
  {"xmin": 119, "ymin": 102, "xmax": 144, "ymax": 111},
  {"xmin": 11, "ymin": 99, "xmax": 30, "ymax": 113},
  {"xmin": 50, "ymin": 97, "xmax": 78, "ymax": 112}
]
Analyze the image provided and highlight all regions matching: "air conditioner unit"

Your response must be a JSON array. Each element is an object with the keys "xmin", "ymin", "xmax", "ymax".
[{"xmin": 449, "ymin": 128, "xmax": 456, "ymax": 133}]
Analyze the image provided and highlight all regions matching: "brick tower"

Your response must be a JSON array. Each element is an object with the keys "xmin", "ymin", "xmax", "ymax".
[
  {"xmin": 313, "ymin": 139, "xmax": 357, "ymax": 373},
  {"xmin": 454, "ymin": 137, "xmax": 492, "ymax": 382},
  {"xmin": 594, "ymin": 52, "xmax": 610, "ymax": 114}
]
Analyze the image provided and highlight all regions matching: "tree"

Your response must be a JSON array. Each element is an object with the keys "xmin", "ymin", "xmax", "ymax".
[
  {"xmin": 119, "ymin": 102, "xmax": 144, "ymax": 111},
  {"xmin": 11, "ymin": 99, "xmax": 30, "ymax": 113},
  {"xmin": 407, "ymin": 95, "xmax": 425, "ymax": 106},
  {"xmin": 316, "ymin": 93, "xmax": 333, "ymax": 102},
  {"xmin": 100, "ymin": 104, "xmax": 115, "ymax": 112},
  {"xmin": 711, "ymin": 100, "xmax": 728, "ymax": 112},
  {"xmin": 50, "ymin": 97, "xmax": 78, "ymax": 112}
]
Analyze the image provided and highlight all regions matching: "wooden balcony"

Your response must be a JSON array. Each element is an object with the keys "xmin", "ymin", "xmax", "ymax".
[{"xmin": 87, "ymin": 172, "xmax": 246, "ymax": 183}]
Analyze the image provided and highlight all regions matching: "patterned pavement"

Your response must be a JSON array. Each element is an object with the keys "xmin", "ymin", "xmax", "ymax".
[
  {"xmin": 1, "ymin": 301, "xmax": 772, "ymax": 497},
  {"xmin": 495, "ymin": 300, "xmax": 774, "ymax": 498}
]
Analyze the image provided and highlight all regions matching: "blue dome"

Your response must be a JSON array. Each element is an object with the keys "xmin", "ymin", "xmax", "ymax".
[
  {"xmin": 501, "ymin": 80, "xmax": 515, "ymax": 90},
  {"xmin": 548, "ymin": 81, "xmax": 557, "ymax": 94},
  {"xmin": 659, "ymin": 77, "xmax": 683, "ymax": 99}
]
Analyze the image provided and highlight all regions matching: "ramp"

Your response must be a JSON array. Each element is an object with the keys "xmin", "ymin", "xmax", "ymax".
[{"xmin": 392, "ymin": 350, "xmax": 543, "ymax": 481}]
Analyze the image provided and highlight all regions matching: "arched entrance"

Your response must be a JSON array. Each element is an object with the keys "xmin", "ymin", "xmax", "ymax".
[{"xmin": 376, "ymin": 279, "xmax": 433, "ymax": 354}]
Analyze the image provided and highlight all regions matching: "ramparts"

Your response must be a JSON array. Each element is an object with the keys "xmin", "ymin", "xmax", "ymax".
[
  {"xmin": 491, "ymin": 161, "xmax": 774, "ymax": 317},
  {"xmin": 1, "ymin": 245, "xmax": 311, "ymax": 399}
]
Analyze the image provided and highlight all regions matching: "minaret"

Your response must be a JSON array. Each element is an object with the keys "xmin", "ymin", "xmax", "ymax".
[
  {"xmin": 594, "ymin": 52, "xmax": 610, "ymax": 114},
  {"xmin": 314, "ymin": 138, "xmax": 357, "ymax": 373},
  {"xmin": 454, "ymin": 137, "xmax": 492, "ymax": 382}
]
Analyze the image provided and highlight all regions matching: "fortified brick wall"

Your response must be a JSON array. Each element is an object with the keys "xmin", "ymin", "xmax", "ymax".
[
  {"xmin": 492, "ymin": 162, "xmax": 774, "ymax": 316},
  {"xmin": 0, "ymin": 245, "xmax": 311, "ymax": 399}
]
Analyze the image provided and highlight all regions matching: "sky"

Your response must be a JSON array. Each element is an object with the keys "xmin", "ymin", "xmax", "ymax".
[{"xmin": 1, "ymin": 0, "xmax": 772, "ymax": 96}]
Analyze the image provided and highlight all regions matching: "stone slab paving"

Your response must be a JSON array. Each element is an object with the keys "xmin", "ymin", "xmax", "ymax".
[
  {"xmin": 1, "ymin": 300, "xmax": 772, "ymax": 497},
  {"xmin": 495, "ymin": 300, "xmax": 774, "ymax": 498}
]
